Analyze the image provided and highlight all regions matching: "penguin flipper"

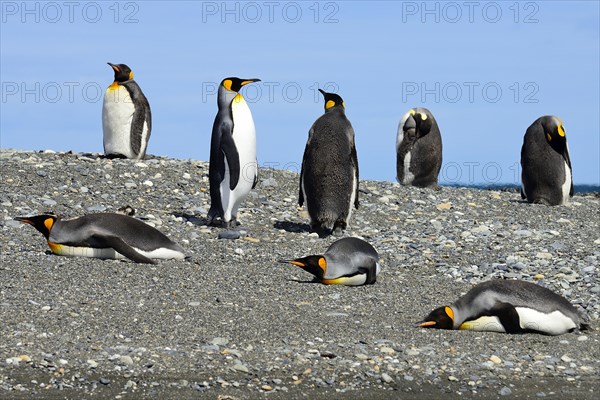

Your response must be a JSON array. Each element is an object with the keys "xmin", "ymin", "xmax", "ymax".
[
  {"xmin": 252, "ymin": 159, "xmax": 259, "ymax": 189},
  {"xmin": 220, "ymin": 125, "xmax": 241, "ymax": 191},
  {"xmin": 298, "ymin": 168, "xmax": 304, "ymax": 207},
  {"xmin": 351, "ymin": 142, "xmax": 360, "ymax": 209},
  {"xmin": 130, "ymin": 92, "xmax": 151, "ymax": 158},
  {"xmin": 489, "ymin": 302, "xmax": 523, "ymax": 334},
  {"xmin": 92, "ymin": 234, "xmax": 156, "ymax": 264},
  {"xmin": 563, "ymin": 148, "xmax": 574, "ymax": 197}
]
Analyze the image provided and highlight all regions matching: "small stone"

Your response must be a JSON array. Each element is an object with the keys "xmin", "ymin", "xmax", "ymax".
[
  {"xmin": 99, "ymin": 377, "xmax": 110, "ymax": 385},
  {"xmin": 381, "ymin": 373, "xmax": 394, "ymax": 383},
  {"xmin": 490, "ymin": 355, "xmax": 502, "ymax": 364},
  {"xmin": 120, "ymin": 355, "xmax": 134, "ymax": 366},
  {"xmin": 17, "ymin": 355, "xmax": 31, "ymax": 363},
  {"xmin": 534, "ymin": 274, "xmax": 545, "ymax": 280},
  {"xmin": 261, "ymin": 385, "xmax": 273, "ymax": 391},
  {"xmin": 536, "ymin": 252, "xmax": 552, "ymax": 260},
  {"xmin": 448, "ymin": 375, "xmax": 458, "ymax": 381},
  {"xmin": 379, "ymin": 346, "xmax": 395, "ymax": 354},
  {"xmin": 577, "ymin": 336, "xmax": 588, "ymax": 342},
  {"xmin": 210, "ymin": 337, "xmax": 229, "ymax": 346},
  {"xmin": 499, "ymin": 386, "xmax": 512, "ymax": 396},
  {"xmin": 233, "ymin": 363, "xmax": 249, "ymax": 373},
  {"xmin": 41, "ymin": 305, "xmax": 51, "ymax": 311},
  {"xmin": 87, "ymin": 359, "xmax": 98, "ymax": 368},
  {"xmin": 189, "ymin": 301, "xmax": 201, "ymax": 307},
  {"xmin": 142, "ymin": 180, "xmax": 153, "ymax": 186},
  {"xmin": 557, "ymin": 218, "xmax": 571, "ymax": 224},
  {"xmin": 436, "ymin": 203, "xmax": 452, "ymax": 210},
  {"xmin": 561, "ymin": 355, "xmax": 573, "ymax": 363},
  {"xmin": 405, "ymin": 349, "xmax": 420, "ymax": 356},
  {"xmin": 218, "ymin": 230, "xmax": 240, "ymax": 240}
]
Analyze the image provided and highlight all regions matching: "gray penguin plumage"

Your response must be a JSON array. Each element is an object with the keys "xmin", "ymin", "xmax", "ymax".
[
  {"xmin": 396, "ymin": 107, "xmax": 442, "ymax": 188},
  {"xmin": 15, "ymin": 213, "xmax": 185, "ymax": 264},
  {"xmin": 521, "ymin": 116, "xmax": 573, "ymax": 205},
  {"xmin": 280, "ymin": 237, "xmax": 380, "ymax": 286},
  {"xmin": 419, "ymin": 280, "xmax": 589, "ymax": 335},
  {"xmin": 102, "ymin": 63, "xmax": 152, "ymax": 159},
  {"xmin": 207, "ymin": 77, "xmax": 261, "ymax": 228},
  {"xmin": 299, "ymin": 89, "xmax": 359, "ymax": 237}
]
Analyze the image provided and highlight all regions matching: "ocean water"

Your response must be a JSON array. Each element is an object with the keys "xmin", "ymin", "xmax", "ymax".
[{"xmin": 442, "ymin": 183, "xmax": 600, "ymax": 194}]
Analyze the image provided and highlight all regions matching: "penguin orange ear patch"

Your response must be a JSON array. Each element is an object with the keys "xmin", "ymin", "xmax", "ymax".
[
  {"xmin": 558, "ymin": 124, "xmax": 565, "ymax": 137},
  {"xmin": 223, "ymin": 79, "xmax": 233, "ymax": 91},
  {"xmin": 128, "ymin": 71, "xmax": 134, "ymax": 80},
  {"xmin": 325, "ymin": 100, "xmax": 335, "ymax": 110},
  {"xmin": 318, "ymin": 257, "xmax": 327, "ymax": 271},
  {"xmin": 444, "ymin": 306, "xmax": 454, "ymax": 321},
  {"xmin": 546, "ymin": 133, "xmax": 552, "ymax": 142},
  {"xmin": 44, "ymin": 218, "xmax": 54, "ymax": 231}
]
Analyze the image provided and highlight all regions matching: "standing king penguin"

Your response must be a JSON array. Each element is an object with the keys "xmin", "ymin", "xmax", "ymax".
[
  {"xmin": 102, "ymin": 63, "xmax": 152, "ymax": 159},
  {"xmin": 15, "ymin": 213, "xmax": 185, "ymax": 264},
  {"xmin": 521, "ymin": 116, "xmax": 573, "ymax": 205},
  {"xmin": 280, "ymin": 237, "xmax": 380, "ymax": 286},
  {"xmin": 207, "ymin": 77, "xmax": 261, "ymax": 228},
  {"xmin": 299, "ymin": 89, "xmax": 359, "ymax": 237},
  {"xmin": 396, "ymin": 108, "xmax": 442, "ymax": 188},
  {"xmin": 418, "ymin": 280, "xmax": 589, "ymax": 335}
]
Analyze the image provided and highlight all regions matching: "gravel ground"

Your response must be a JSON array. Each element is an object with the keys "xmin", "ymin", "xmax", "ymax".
[{"xmin": 1, "ymin": 149, "xmax": 599, "ymax": 399}]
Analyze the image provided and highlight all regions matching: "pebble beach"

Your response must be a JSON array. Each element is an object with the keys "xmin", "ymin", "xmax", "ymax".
[{"xmin": 1, "ymin": 149, "xmax": 599, "ymax": 399}]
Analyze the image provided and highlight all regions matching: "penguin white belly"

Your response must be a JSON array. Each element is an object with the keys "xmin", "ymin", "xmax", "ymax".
[
  {"xmin": 221, "ymin": 96, "xmax": 257, "ymax": 221},
  {"xmin": 103, "ymin": 85, "xmax": 135, "ymax": 158},
  {"xmin": 459, "ymin": 316, "xmax": 506, "ymax": 332},
  {"xmin": 515, "ymin": 307, "xmax": 576, "ymax": 335},
  {"xmin": 402, "ymin": 151, "xmax": 415, "ymax": 184},
  {"xmin": 49, "ymin": 242, "xmax": 184, "ymax": 261},
  {"xmin": 561, "ymin": 161, "xmax": 572, "ymax": 205}
]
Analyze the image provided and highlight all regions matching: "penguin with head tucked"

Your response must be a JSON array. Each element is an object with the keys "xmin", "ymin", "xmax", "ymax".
[
  {"xmin": 102, "ymin": 63, "xmax": 152, "ymax": 159},
  {"xmin": 299, "ymin": 89, "xmax": 359, "ymax": 237},
  {"xmin": 207, "ymin": 77, "xmax": 261, "ymax": 228},
  {"xmin": 15, "ymin": 213, "xmax": 185, "ymax": 264},
  {"xmin": 280, "ymin": 237, "xmax": 380, "ymax": 286},
  {"xmin": 521, "ymin": 116, "xmax": 573, "ymax": 205},
  {"xmin": 418, "ymin": 280, "xmax": 589, "ymax": 335},
  {"xmin": 396, "ymin": 108, "xmax": 442, "ymax": 188}
]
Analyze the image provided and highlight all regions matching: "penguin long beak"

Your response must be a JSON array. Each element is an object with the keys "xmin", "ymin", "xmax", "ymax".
[
  {"xmin": 279, "ymin": 259, "xmax": 305, "ymax": 267},
  {"xmin": 14, "ymin": 217, "xmax": 33, "ymax": 225},
  {"xmin": 418, "ymin": 321, "xmax": 437, "ymax": 327},
  {"xmin": 107, "ymin": 62, "xmax": 120, "ymax": 72},
  {"xmin": 241, "ymin": 79, "xmax": 261, "ymax": 86}
]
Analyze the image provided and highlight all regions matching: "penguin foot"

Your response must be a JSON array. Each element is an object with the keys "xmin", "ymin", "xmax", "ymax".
[{"xmin": 103, "ymin": 153, "xmax": 127, "ymax": 159}]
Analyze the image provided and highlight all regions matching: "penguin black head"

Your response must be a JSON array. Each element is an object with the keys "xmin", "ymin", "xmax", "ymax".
[
  {"xmin": 14, "ymin": 214, "xmax": 58, "ymax": 239},
  {"xmin": 107, "ymin": 63, "xmax": 134, "ymax": 83},
  {"xmin": 221, "ymin": 77, "xmax": 261, "ymax": 93},
  {"xmin": 418, "ymin": 306, "xmax": 454, "ymax": 330},
  {"xmin": 318, "ymin": 89, "xmax": 344, "ymax": 111},
  {"xmin": 280, "ymin": 255, "xmax": 327, "ymax": 281},
  {"xmin": 540, "ymin": 116, "xmax": 566, "ymax": 148}
]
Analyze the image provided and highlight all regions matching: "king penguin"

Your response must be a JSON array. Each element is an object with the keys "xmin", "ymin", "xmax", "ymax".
[
  {"xmin": 299, "ymin": 89, "xmax": 359, "ymax": 237},
  {"xmin": 15, "ymin": 213, "xmax": 185, "ymax": 264},
  {"xmin": 521, "ymin": 116, "xmax": 573, "ymax": 205},
  {"xmin": 280, "ymin": 237, "xmax": 380, "ymax": 286},
  {"xmin": 396, "ymin": 108, "xmax": 442, "ymax": 188},
  {"xmin": 102, "ymin": 62, "xmax": 152, "ymax": 159},
  {"xmin": 207, "ymin": 77, "xmax": 261, "ymax": 228},
  {"xmin": 418, "ymin": 280, "xmax": 589, "ymax": 335}
]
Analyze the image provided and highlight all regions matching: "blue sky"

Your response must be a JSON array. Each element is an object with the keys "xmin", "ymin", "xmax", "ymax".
[{"xmin": 1, "ymin": 1, "xmax": 599, "ymax": 185}]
